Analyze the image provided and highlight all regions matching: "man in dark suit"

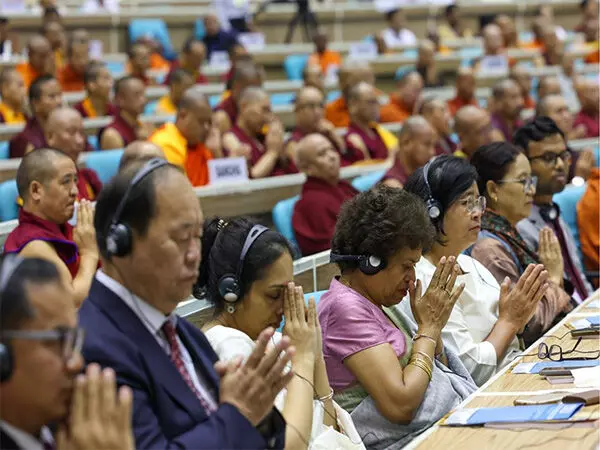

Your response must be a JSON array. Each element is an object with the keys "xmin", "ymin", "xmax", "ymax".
[
  {"xmin": 80, "ymin": 158, "xmax": 293, "ymax": 449},
  {"xmin": 0, "ymin": 255, "xmax": 133, "ymax": 450}
]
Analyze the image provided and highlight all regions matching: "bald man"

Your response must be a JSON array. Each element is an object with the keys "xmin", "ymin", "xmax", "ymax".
[
  {"xmin": 454, "ymin": 106, "xmax": 493, "ymax": 159},
  {"xmin": 156, "ymin": 68, "xmax": 195, "ymax": 115},
  {"xmin": 45, "ymin": 107, "xmax": 102, "ymax": 200},
  {"xmin": 510, "ymin": 66, "xmax": 535, "ymax": 109},
  {"xmin": 292, "ymin": 133, "xmax": 358, "ymax": 255},
  {"xmin": 447, "ymin": 67, "xmax": 477, "ymax": 116},
  {"xmin": 0, "ymin": 68, "xmax": 26, "ymax": 124},
  {"xmin": 222, "ymin": 87, "xmax": 296, "ymax": 178},
  {"xmin": 382, "ymin": 116, "xmax": 436, "ymax": 188},
  {"xmin": 286, "ymin": 86, "xmax": 345, "ymax": 162},
  {"xmin": 16, "ymin": 35, "xmax": 55, "ymax": 88},
  {"xmin": 343, "ymin": 82, "xmax": 393, "ymax": 165},
  {"xmin": 537, "ymin": 76, "xmax": 562, "ymax": 100},
  {"xmin": 379, "ymin": 71, "xmax": 424, "ymax": 123},
  {"xmin": 490, "ymin": 79, "xmax": 524, "ymax": 141},
  {"xmin": 302, "ymin": 64, "xmax": 324, "ymax": 93},
  {"xmin": 308, "ymin": 32, "xmax": 341, "ymax": 75},
  {"xmin": 150, "ymin": 86, "xmax": 216, "ymax": 186},
  {"xmin": 165, "ymin": 37, "xmax": 208, "ymax": 85},
  {"xmin": 57, "ymin": 39, "xmax": 89, "ymax": 92},
  {"xmin": 118, "ymin": 141, "xmax": 165, "ymax": 171},
  {"xmin": 474, "ymin": 24, "xmax": 511, "ymax": 73},
  {"xmin": 98, "ymin": 76, "xmax": 149, "ymax": 150},
  {"xmin": 495, "ymin": 15, "xmax": 518, "ymax": 48},
  {"xmin": 73, "ymin": 62, "xmax": 117, "ymax": 118},
  {"xmin": 420, "ymin": 97, "xmax": 456, "ymax": 155},
  {"xmin": 42, "ymin": 20, "xmax": 66, "ymax": 71},
  {"xmin": 416, "ymin": 39, "xmax": 441, "ymax": 87},
  {"xmin": 213, "ymin": 61, "xmax": 263, "ymax": 133},
  {"xmin": 4, "ymin": 148, "xmax": 99, "ymax": 308},
  {"xmin": 324, "ymin": 60, "xmax": 376, "ymax": 128},
  {"xmin": 574, "ymin": 78, "xmax": 599, "ymax": 137},
  {"xmin": 127, "ymin": 41, "xmax": 154, "ymax": 86}
]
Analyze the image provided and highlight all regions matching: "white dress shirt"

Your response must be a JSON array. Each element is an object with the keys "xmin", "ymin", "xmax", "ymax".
[
  {"xmin": 381, "ymin": 27, "xmax": 417, "ymax": 48},
  {"xmin": 95, "ymin": 270, "xmax": 218, "ymax": 411},
  {"xmin": 214, "ymin": 0, "xmax": 251, "ymax": 31},
  {"xmin": 397, "ymin": 255, "xmax": 521, "ymax": 387},
  {"xmin": 0, "ymin": 421, "xmax": 54, "ymax": 450}
]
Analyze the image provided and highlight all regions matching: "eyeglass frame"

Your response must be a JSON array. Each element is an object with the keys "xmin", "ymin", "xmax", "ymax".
[
  {"xmin": 497, "ymin": 175, "xmax": 538, "ymax": 192},
  {"xmin": 537, "ymin": 337, "xmax": 600, "ymax": 361},
  {"xmin": 0, "ymin": 326, "xmax": 85, "ymax": 362},
  {"xmin": 529, "ymin": 150, "xmax": 572, "ymax": 166},
  {"xmin": 460, "ymin": 195, "xmax": 487, "ymax": 214}
]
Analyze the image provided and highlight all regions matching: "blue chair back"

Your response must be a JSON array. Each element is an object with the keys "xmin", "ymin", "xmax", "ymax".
[
  {"xmin": 277, "ymin": 291, "xmax": 327, "ymax": 331},
  {"xmin": 326, "ymin": 90, "xmax": 341, "ymax": 103},
  {"xmin": 351, "ymin": 170, "xmax": 386, "ymax": 192},
  {"xmin": 554, "ymin": 184, "xmax": 587, "ymax": 258},
  {"xmin": 284, "ymin": 55, "xmax": 309, "ymax": 81},
  {"xmin": 87, "ymin": 135, "xmax": 98, "ymax": 151},
  {"xmin": 84, "ymin": 149, "xmax": 124, "ymax": 184},
  {"xmin": 128, "ymin": 19, "xmax": 175, "ymax": 60},
  {"xmin": 194, "ymin": 19, "xmax": 206, "ymax": 40},
  {"xmin": 0, "ymin": 141, "xmax": 9, "ymax": 159},
  {"xmin": 105, "ymin": 61, "xmax": 126, "ymax": 76},
  {"xmin": 272, "ymin": 195, "xmax": 300, "ymax": 247},
  {"xmin": 144, "ymin": 101, "xmax": 158, "ymax": 115},
  {"xmin": 270, "ymin": 92, "xmax": 295, "ymax": 106},
  {"xmin": 209, "ymin": 95, "xmax": 221, "ymax": 109},
  {"xmin": 0, "ymin": 179, "xmax": 19, "ymax": 221}
]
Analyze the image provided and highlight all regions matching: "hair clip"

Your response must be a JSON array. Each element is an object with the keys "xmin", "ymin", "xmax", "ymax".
[{"xmin": 216, "ymin": 219, "xmax": 229, "ymax": 232}]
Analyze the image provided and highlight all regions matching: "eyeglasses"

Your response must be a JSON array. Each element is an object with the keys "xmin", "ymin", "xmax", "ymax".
[
  {"xmin": 530, "ymin": 150, "xmax": 572, "ymax": 166},
  {"xmin": 1, "ymin": 327, "xmax": 85, "ymax": 362},
  {"xmin": 461, "ymin": 196, "xmax": 487, "ymax": 214},
  {"xmin": 537, "ymin": 337, "xmax": 600, "ymax": 361},
  {"xmin": 498, "ymin": 175, "xmax": 538, "ymax": 192}
]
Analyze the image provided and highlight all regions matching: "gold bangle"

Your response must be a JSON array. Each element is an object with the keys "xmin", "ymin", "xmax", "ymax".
[
  {"xmin": 411, "ymin": 361, "xmax": 432, "ymax": 381},
  {"xmin": 414, "ymin": 351, "xmax": 434, "ymax": 365},
  {"xmin": 413, "ymin": 333, "xmax": 437, "ymax": 346},
  {"xmin": 410, "ymin": 358, "xmax": 432, "ymax": 381},
  {"xmin": 317, "ymin": 388, "xmax": 334, "ymax": 402}
]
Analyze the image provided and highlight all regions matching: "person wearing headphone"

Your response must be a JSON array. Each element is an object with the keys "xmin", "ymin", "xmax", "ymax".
[
  {"xmin": 400, "ymin": 156, "xmax": 549, "ymax": 386},
  {"xmin": 318, "ymin": 186, "xmax": 477, "ymax": 449},
  {"xmin": 79, "ymin": 159, "xmax": 292, "ymax": 449},
  {"xmin": 470, "ymin": 142, "xmax": 573, "ymax": 346},
  {"xmin": 199, "ymin": 218, "xmax": 363, "ymax": 449},
  {"xmin": 514, "ymin": 117, "xmax": 593, "ymax": 303},
  {"xmin": 0, "ymin": 254, "xmax": 134, "ymax": 450}
]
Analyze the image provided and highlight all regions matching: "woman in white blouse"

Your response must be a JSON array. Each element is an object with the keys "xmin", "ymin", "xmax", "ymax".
[
  {"xmin": 198, "ymin": 218, "xmax": 363, "ymax": 450},
  {"xmin": 398, "ymin": 156, "xmax": 550, "ymax": 386},
  {"xmin": 381, "ymin": 8, "xmax": 417, "ymax": 49}
]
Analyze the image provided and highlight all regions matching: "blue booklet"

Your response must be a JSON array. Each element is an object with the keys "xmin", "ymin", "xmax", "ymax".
[
  {"xmin": 512, "ymin": 359, "xmax": 600, "ymax": 374},
  {"xmin": 444, "ymin": 402, "xmax": 584, "ymax": 426}
]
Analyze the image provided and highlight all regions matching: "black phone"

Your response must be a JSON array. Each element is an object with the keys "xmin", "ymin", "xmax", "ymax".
[{"xmin": 539, "ymin": 367, "xmax": 573, "ymax": 377}]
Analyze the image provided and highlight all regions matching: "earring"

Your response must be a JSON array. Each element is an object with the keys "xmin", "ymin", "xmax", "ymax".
[{"xmin": 226, "ymin": 304, "xmax": 236, "ymax": 314}]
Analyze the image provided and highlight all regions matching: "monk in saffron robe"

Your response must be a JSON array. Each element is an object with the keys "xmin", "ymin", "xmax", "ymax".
[
  {"xmin": 156, "ymin": 68, "xmax": 195, "ymax": 115},
  {"xmin": 420, "ymin": 98, "xmax": 457, "ymax": 156},
  {"xmin": 292, "ymin": 133, "xmax": 358, "ymax": 256},
  {"xmin": 213, "ymin": 61, "xmax": 263, "ymax": 134},
  {"xmin": 99, "ymin": 76, "xmax": 150, "ymax": 150},
  {"xmin": 127, "ymin": 42, "xmax": 155, "ymax": 86},
  {"xmin": 4, "ymin": 148, "xmax": 99, "ymax": 307},
  {"xmin": 285, "ymin": 86, "xmax": 346, "ymax": 164},
  {"xmin": 223, "ymin": 87, "xmax": 297, "ymax": 178},
  {"xmin": 574, "ymin": 78, "xmax": 600, "ymax": 138},
  {"xmin": 42, "ymin": 20, "xmax": 66, "ymax": 72},
  {"xmin": 46, "ymin": 107, "xmax": 102, "ymax": 200},
  {"xmin": 150, "ymin": 87, "xmax": 217, "ymax": 187},
  {"xmin": 57, "ymin": 39, "xmax": 89, "ymax": 92},
  {"xmin": 0, "ymin": 69, "xmax": 27, "ymax": 125},
  {"xmin": 307, "ymin": 32, "xmax": 341, "ymax": 75},
  {"xmin": 447, "ymin": 68, "xmax": 478, "ymax": 116},
  {"xmin": 343, "ymin": 82, "xmax": 395, "ymax": 165},
  {"xmin": 9, "ymin": 75, "xmax": 63, "ymax": 158},
  {"xmin": 16, "ymin": 35, "xmax": 55, "ymax": 89},
  {"xmin": 164, "ymin": 38, "xmax": 209, "ymax": 85},
  {"xmin": 73, "ymin": 62, "xmax": 118, "ymax": 119},
  {"xmin": 379, "ymin": 71, "xmax": 423, "ymax": 124},
  {"xmin": 382, "ymin": 116, "xmax": 436, "ymax": 189}
]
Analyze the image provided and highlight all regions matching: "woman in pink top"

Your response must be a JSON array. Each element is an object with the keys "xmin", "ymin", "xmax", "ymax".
[{"xmin": 318, "ymin": 186, "xmax": 477, "ymax": 449}]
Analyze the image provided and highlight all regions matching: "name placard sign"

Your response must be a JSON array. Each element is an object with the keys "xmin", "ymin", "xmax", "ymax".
[{"xmin": 208, "ymin": 157, "xmax": 249, "ymax": 185}]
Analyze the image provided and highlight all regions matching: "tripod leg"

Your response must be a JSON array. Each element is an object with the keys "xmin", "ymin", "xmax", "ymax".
[{"xmin": 285, "ymin": 11, "xmax": 301, "ymax": 44}]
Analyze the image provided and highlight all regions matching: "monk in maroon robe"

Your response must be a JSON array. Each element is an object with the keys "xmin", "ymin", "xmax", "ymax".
[
  {"xmin": 9, "ymin": 75, "xmax": 62, "ymax": 158},
  {"xmin": 382, "ymin": 116, "xmax": 437, "ymax": 188},
  {"xmin": 292, "ymin": 134, "xmax": 358, "ymax": 255},
  {"xmin": 98, "ymin": 76, "xmax": 148, "ymax": 150},
  {"xmin": 223, "ymin": 87, "xmax": 297, "ymax": 178},
  {"xmin": 420, "ymin": 97, "xmax": 457, "ymax": 156},
  {"xmin": 213, "ymin": 61, "xmax": 263, "ymax": 134},
  {"xmin": 343, "ymin": 82, "xmax": 389, "ymax": 165},
  {"xmin": 164, "ymin": 38, "xmax": 208, "ymax": 85},
  {"xmin": 574, "ymin": 78, "xmax": 600, "ymax": 138},
  {"xmin": 73, "ymin": 62, "xmax": 118, "ymax": 119},
  {"xmin": 4, "ymin": 148, "xmax": 99, "ymax": 307}
]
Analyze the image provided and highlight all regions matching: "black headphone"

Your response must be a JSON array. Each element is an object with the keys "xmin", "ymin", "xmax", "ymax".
[
  {"xmin": 105, "ymin": 158, "xmax": 170, "ymax": 258},
  {"xmin": 329, "ymin": 253, "xmax": 387, "ymax": 276},
  {"xmin": 539, "ymin": 202, "xmax": 560, "ymax": 222},
  {"xmin": 423, "ymin": 160, "xmax": 442, "ymax": 221},
  {"xmin": 218, "ymin": 224, "xmax": 269, "ymax": 312},
  {"xmin": 0, "ymin": 254, "xmax": 25, "ymax": 383}
]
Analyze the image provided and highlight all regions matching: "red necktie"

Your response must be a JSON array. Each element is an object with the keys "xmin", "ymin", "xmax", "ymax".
[{"xmin": 162, "ymin": 321, "xmax": 216, "ymax": 413}]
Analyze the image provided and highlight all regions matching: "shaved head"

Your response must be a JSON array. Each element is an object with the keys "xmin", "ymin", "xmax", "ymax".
[
  {"xmin": 176, "ymin": 85, "xmax": 213, "ymax": 145},
  {"xmin": 339, "ymin": 60, "xmax": 374, "ymax": 91},
  {"xmin": 492, "ymin": 79, "xmax": 518, "ymax": 100},
  {"xmin": 239, "ymin": 86, "xmax": 268, "ymax": 107},
  {"xmin": 397, "ymin": 116, "xmax": 437, "ymax": 168},
  {"xmin": 398, "ymin": 116, "xmax": 433, "ymax": 141},
  {"xmin": 47, "ymin": 106, "xmax": 80, "ymax": 128},
  {"xmin": 537, "ymin": 76, "xmax": 561, "ymax": 99},
  {"xmin": 296, "ymin": 85, "xmax": 323, "ymax": 104},
  {"xmin": 295, "ymin": 133, "xmax": 340, "ymax": 181},
  {"xmin": 454, "ymin": 106, "xmax": 492, "ymax": 156},
  {"xmin": 46, "ymin": 107, "xmax": 86, "ymax": 162},
  {"xmin": 347, "ymin": 81, "xmax": 374, "ymax": 103},
  {"xmin": 296, "ymin": 133, "xmax": 329, "ymax": 170},
  {"xmin": 16, "ymin": 148, "xmax": 71, "ymax": 200},
  {"xmin": 178, "ymin": 85, "xmax": 210, "ymax": 111},
  {"xmin": 119, "ymin": 141, "xmax": 165, "ymax": 171}
]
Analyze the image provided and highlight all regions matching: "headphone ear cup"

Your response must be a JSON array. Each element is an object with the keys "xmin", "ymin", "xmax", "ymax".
[
  {"xmin": 359, "ymin": 255, "xmax": 386, "ymax": 276},
  {"xmin": 426, "ymin": 198, "xmax": 442, "ymax": 221},
  {"xmin": 106, "ymin": 223, "xmax": 133, "ymax": 258},
  {"xmin": 0, "ymin": 342, "xmax": 13, "ymax": 383},
  {"xmin": 218, "ymin": 275, "xmax": 240, "ymax": 304}
]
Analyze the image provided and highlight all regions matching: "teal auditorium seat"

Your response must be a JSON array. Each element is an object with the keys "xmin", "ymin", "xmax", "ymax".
[
  {"xmin": 351, "ymin": 170, "xmax": 386, "ymax": 192},
  {"xmin": 326, "ymin": 90, "xmax": 341, "ymax": 103},
  {"xmin": 0, "ymin": 141, "xmax": 8, "ymax": 159},
  {"xmin": 105, "ymin": 61, "xmax": 126, "ymax": 76},
  {"xmin": 272, "ymin": 195, "xmax": 299, "ymax": 246},
  {"xmin": 270, "ymin": 92, "xmax": 295, "ymax": 106},
  {"xmin": 194, "ymin": 19, "xmax": 206, "ymax": 40},
  {"xmin": 209, "ymin": 95, "xmax": 220, "ymax": 109},
  {"xmin": 0, "ymin": 179, "xmax": 18, "ymax": 221},
  {"xmin": 277, "ymin": 290, "xmax": 327, "ymax": 331},
  {"xmin": 87, "ymin": 135, "xmax": 98, "ymax": 151},
  {"xmin": 144, "ymin": 101, "xmax": 158, "ymax": 115},
  {"xmin": 284, "ymin": 55, "xmax": 309, "ymax": 81},
  {"xmin": 128, "ymin": 19, "xmax": 175, "ymax": 60},
  {"xmin": 85, "ymin": 149, "xmax": 124, "ymax": 184},
  {"xmin": 553, "ymin": 184, "xmax": 586, "ymax": 260}
]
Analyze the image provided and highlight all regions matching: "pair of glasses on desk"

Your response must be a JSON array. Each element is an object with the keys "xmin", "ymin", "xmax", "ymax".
[{"xmin": 537, "ymin": 337, "xmax": 600, "ymax": 362}]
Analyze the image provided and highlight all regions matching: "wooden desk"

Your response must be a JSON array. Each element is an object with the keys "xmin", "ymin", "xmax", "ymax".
[{"xmin": 408, "ymin": 292, "xmax": 600, "ymax": 450}]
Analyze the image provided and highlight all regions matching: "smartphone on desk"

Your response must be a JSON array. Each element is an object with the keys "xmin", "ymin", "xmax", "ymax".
[
  {"xmin": 571, "ymin": 326, "xmax": 600, "ymax": 338},
  {"xmin": 539, "ymin": 368, "xmax": 573, "ymax": 377}
]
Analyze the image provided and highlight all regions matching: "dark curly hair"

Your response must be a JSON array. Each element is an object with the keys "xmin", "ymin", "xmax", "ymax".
[
  {"xmin": 331, "ymin": 186, "xmax": 435, "ymax": 273},
  {"xmin": 471, "ymin": 142, "xmax": 522, "ymax": 198}
]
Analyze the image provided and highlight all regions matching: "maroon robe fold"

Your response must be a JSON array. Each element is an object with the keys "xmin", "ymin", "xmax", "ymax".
[
  {"xmin": 9, "ymin": 118, "xmax": 47, "ymax": 158},
  {"xmin": 573, "ymin": 111, "xmax": 600, "ymax": 138},
  {"xmin": 435, "ymin": 135, "xmax": 458, "ymax": 156},
  {"xmin": 214, "ymin": 96, "xmax": 238, "ymax": 124},
  {"xmin": 4, "ymin": 209, "xmax": 79, "ymax": 278},
  {"xmin": 292, "ymin": 176, "xmax": 358, "ymax": 255},
  {"xmin": 382, "ymin": 159, "xmax": 410, "ymax": 185},
  {"xmin": 97, "ymin": 114, "xmax": 137, "ymax": 148},
  {"xmin": 225, "ymin": 125, "xmax": 298, "ymax": 177},
  {"xmin": 73, "ymin": 99, "xmax": 118, "ymax": 119},
  {"xmin": 77, "ymin": 168, "xmax": 103, "ymax": 201},
  {"xmin": 342, "ymin": 123, "xmax": 388, "ymax": 165}
]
